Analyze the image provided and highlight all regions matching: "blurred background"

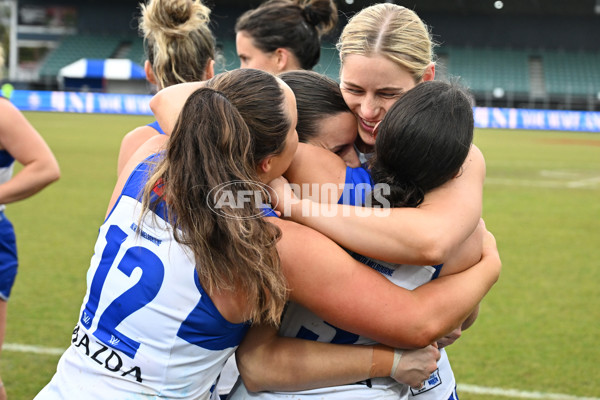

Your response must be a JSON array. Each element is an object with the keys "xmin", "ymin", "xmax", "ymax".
[{"xmin": 1, "ymin": 0, "xmax": 599, "ymax": 111}]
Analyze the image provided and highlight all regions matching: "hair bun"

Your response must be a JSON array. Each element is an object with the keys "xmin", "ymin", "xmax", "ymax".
[{"xmin": 302, "ymin": 5, "xmax": 320, "ymax": 27}]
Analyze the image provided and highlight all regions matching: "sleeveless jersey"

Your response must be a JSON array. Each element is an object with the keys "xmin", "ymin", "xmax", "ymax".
[
  {"xmin": 35, "ymin": 155, "xmax": 249, "ymax": 400},
  {"xmin": 340, "ymin": 165, "xmax": 456, "ymax": 399},
  {"xmin": 229, "ymin": 166, "xmax": 455, "ymax": 400},
  {"xmin": 148, "ymin": 120, "xmax": 167, "ymax": 135}
]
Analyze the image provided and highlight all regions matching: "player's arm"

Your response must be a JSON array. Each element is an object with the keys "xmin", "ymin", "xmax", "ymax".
[
  {"xmin": 271, "ymin": 217, "xmax": 500, "ymax": 349},
  {"xmin": 106, "ymin": 134, "xmax": 168, "ymax": 218},
  {"xmin": 283, "ymin": 143, "xmax": 347, "ymax": 200},
  {"xmin": 149, "ymin": 81, "xmax": 207, "ymax": 135},
  {"xmin": 433, "ymin": 221, "xmax": 485, "ymax": 348},
  {"xmin": 236, "ymin": 324, "xmax": 439, "ymax": 392},
  {"xmin": 117, "ymin": 125, "xmax": 160, "ymax": 177},
  {"xmin": 0, "ymin": 99, "xmax": 60, "ymax": 204},
  {"xmin": 277, "ymin": 145, "xmax": 485, "ymax": 266}
]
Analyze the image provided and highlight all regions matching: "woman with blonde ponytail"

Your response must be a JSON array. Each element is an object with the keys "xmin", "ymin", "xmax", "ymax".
[{"xmin": 117, "ymin": 0, "xmax": 216, "ymax": 176}]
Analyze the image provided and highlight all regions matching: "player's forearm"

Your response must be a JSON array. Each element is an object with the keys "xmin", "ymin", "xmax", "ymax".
[
  {"xmin": 0, "ymin": 160, "xmax": 59, "ymax": 204},
  {"xmin": 237, "ymin": 326, "xmax": 393, "ymax": 392},
  {"xmin": 461, "ymin": 303, "xmax": 480, "ymax": 331},
  {"xmin": 287, "ymin": 199, "xmax": 455, "ymax": 265},
  {"xmin": 408, "ymin": 238, "xmax": 500, "ymax": 343},
  {"xmin": 284, "ymin": 146, "xmax": 485, "ymax": 265}
]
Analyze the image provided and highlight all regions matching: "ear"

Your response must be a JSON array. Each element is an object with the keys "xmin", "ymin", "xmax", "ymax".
[
  {"xmin": 204, "ymin": 59, "xmax": 215, "ymax": 80},
  {"xmin": 274, "ymin": 48, "xmax": 292, "ymax": 73},
  {"xmin": 256, "ymin": 156, "xmax": 274, "ymax": 181},
  {"xmin": 421, "ymin": 62, "xmax": 435, "ymax": 82},
  {"xmin": 144, "ymin": 60, "xmax": 158, "ymax": 85}
]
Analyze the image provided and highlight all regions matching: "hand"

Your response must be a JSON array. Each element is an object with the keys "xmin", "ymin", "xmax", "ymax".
[
  {"xmin": 267, "ymin": 176, "xmax": 300, "ymax": 217},
  {"xmin": 436, "ymin": 327, "xmax": 462, "ymax": 349},
  {"xmin": 391, "ymin": 344, "xmax": 440, "ymax": 389}
]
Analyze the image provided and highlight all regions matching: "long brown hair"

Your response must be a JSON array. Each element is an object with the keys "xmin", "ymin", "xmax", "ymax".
[{"xmin": 141, "ymin": 69, "xmax": 291, "ymax": 325}]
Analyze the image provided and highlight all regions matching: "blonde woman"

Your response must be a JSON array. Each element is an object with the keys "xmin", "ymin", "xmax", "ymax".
[
  {"xmin": 338, "ymin": 3, "xmax": 436, "ymax": 164},
  {"xmin": 0, "ymin": 45, "xmax": 60, "ymax": 400},
  {"xmin": 256, "ymin": 5, "xmax": 488, "ymax": 399},
  {"xmin": 116, "ymin": 0, "xmax": 216, "ymax": 176}
]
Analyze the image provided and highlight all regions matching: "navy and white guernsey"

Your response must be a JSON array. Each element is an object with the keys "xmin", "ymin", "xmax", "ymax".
[
  {"xmin": 229, "ymin": 165, "xmax": 456, "ymax": 400},
  {"xmin": 36, "ymin": 155, "xmax": 249, "ymax": 400}
]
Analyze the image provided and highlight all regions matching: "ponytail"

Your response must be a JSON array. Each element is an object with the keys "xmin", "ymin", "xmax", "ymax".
[{"xmin": 142, "ymin": 82, "xmax": 288, "ymax": 325}]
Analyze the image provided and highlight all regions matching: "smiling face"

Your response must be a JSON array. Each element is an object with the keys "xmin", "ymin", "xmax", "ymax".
[{"xmin": 340, "ymin": 54, "xmax": 420, "ymax": 153}]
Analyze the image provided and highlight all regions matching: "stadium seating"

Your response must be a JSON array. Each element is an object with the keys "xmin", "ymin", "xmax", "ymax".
[
  {"xmin": 313, "ymin": 42, "xmax": 341, "ymax": 82},
  {"xmin": 542, "ymin": 50, "xmax": 600, "ymax": 97},
  {"xmin": 38, "ymin": 34, "xmax": 125, "ymax": 79},
  {"xmin": 36, "ymin": 32, "xmax": 599, "ymax": 105},
  {"xmin": 440, "ymin": 46, "xmax": 530, "ymax": 96},
  {"xmin": 121, "ymin": 37, "xmax": 146, "ymax": 66}
]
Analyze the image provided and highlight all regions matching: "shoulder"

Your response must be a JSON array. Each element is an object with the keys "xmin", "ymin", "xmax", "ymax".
[
  {"xmin": 0, "ymin": 97, "xmax": 19, "ymax": 124},
  {"xmin": 121, "ymin": 125, "xmax": 162, "ymax": 145},
  {"xmin": 285, "ymin": 143, "xmax": 347, "ymax": 198},
  {"xmin": 466, "ymin": 144, "xmax": 485, "ymax": 171}
]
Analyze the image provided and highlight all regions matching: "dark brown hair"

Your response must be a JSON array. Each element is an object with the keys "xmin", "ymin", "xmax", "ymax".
[
  {"xmin": 236, "ymin": 0, "xmax": 338, "ymax": 70},
  {"xmin": 279, "ymin": 70, "xmax": 350, "ymax": 143},
  {"xmin": 369, "ymin": 80, "xmax": 474, "ymax": 208}
]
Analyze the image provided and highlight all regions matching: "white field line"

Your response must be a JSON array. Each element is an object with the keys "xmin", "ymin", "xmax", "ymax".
[
  {"xmin": 567, "ymin": 176, "xmax": 600, "ymax": 188},
  {"xmin": 459, "ymin": 384, "xmax": 600, "ymax": 400},
  {"xmin": 485, "ymin": 176, "xmax": 600, "ymax": 189},
  {"xmin": 4, "ymin": 343, "xmax": 599, "ymax": 400},
  {"xmin": 4, "ymin": 342, "xmax": 65, "ymax": 356}
]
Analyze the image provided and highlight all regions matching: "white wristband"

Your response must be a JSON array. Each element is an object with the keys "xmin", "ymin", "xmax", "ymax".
[{"xmin": 391, "ymin": 349, "xmax": 403, "ymax": 376}]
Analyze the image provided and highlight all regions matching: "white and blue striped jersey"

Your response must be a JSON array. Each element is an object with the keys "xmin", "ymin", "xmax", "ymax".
[{"xmin": 35, "ymin": 155, "xmax": 249, "ymax": 400}]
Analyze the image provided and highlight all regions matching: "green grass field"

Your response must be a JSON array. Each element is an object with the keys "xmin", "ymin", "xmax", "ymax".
[{"xmin": 1, "ymin": 112, "xmax": 599, "ymax": 400}]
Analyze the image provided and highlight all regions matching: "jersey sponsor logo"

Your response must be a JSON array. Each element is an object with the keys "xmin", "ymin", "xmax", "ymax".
[
  {"xmin": 71, "ymin": 324, "xmax": 143, "ymax": 383},
  {"xmin": 130, "ymin": 223, "xmax": 162, "ymax": 246},
  {"xmin": 410, "ymin": 368, "xmax": 442, "ymax": 395}
]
